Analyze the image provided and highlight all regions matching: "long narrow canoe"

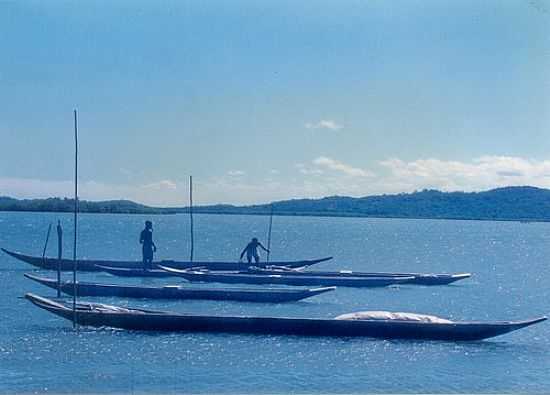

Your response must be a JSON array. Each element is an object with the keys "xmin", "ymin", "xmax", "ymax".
[
  {"xmin": 95, "ymin": 264, "xmax": 470, "ymax": 286},
  {"xmin": 158, "ymin": 266, "xmax": 414, "ymax": 287},
  {"xmin": 1, "ymin": 248, "xmax": 331, "ymax": 271},
  {"xmin": 24, "ymin": 273, "xmax": 335, "ymax": 303},
  {"xmin": 25, "ymin": 293, "xmax": 547, "ymax": 341},
  {"xmin": 247, "ymin": 268, "xmax": 472, "ymax": 286}
]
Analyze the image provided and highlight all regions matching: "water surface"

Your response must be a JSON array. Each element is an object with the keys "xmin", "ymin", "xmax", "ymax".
[{"xmin": 1, "ymin": 212, "xmax": 549, "ymax": 393}]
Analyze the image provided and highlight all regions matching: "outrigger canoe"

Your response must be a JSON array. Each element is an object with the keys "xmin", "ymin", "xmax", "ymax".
[
  {"xmin": 246, "ymin": 267, "xmax": 472, "ymax": 286},
  {"xmin": 157, "ymin": 266, "xmax": 414, "ymax": 287},
  {"xmin": 24, "ymin": 273, "xmax": 334, "ymax": 303},
  {"xmin": 25, "ymin": 293, "xmax": 546, "ymax": 341},
  {"xmin": 95, "ymin": 264, "xmax": 470, "ymax": 286},
  {"xmin": 1, "ymin": 248, "xmax": 331, "ymax": 271}
]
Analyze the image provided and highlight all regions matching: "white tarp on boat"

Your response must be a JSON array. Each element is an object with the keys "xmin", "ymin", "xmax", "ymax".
[{"xmin": 335, "ymin": 311, "xmax": 452, "ymax": 323}]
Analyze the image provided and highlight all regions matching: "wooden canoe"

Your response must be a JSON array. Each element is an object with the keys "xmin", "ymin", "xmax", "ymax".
[
  {"xmin": 247, "ymin": 267, "xmax": 472, "ymax": 286},
  {"xmin": 95, "ymin": 264, "xmax": 470, "ymax": 286},
  {"xmin": 24, "ymin": 273, "xmax": 335, "ymax": 303},
  {"xmin": 157, "ymin": 266, "xmax": 414, "ymax": 287},
  {"xmin": 25, "ymin": 293, "xmax": 547, "ymax": 341},
  {"xmin": 1, "ymin": 248, "xmax": 331, "ymax": 271}
]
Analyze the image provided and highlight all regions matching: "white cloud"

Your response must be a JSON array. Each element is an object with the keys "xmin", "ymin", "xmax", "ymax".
[
  {"xmin": 295, "ymin": 163, "xmax": 324, "ymax": 176},
  {"xmin": 379, "ymin": 156, "xmax": 550, "ymax": 191},
  {"xmin": 142, "ymin": 179, "xmax": 177, "ymax": 190},
  {"xmin": 227, "ymin": 170, "xmax": 245, "ymax": 177},
  {"xmin": 312, "ymin": 156, "xmax": 373, "ymax": 177},
  {"xmin": 198, "ymin": 156, "xmax": 550, "ymax": 204},
  {"xmin": 0, "ymin": 177, "xmax": 73, "ymax": 198},
  {"xmin": 5, "ymin": 156, "xmax": 550, "ymax": 206},
  {"xmin": 0, "ymin": 177, "xmax": 182, "ymax": 206},
  {"xmin": 305, "ymin": 120, "xmax": 343, "ymax": 131}
]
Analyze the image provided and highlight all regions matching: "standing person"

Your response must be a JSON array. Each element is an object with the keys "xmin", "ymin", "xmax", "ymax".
[
  {"xmin": 239, "ymin": 237, "xmax": 269, "ymax": 264},
  {"xmin": 139, "ymin": 220, "xmax": 157, "ymax": 269}
]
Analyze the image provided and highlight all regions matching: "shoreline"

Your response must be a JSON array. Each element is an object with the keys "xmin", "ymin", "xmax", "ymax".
[
  {"xmin": 3, "ymin": 186, "xmax": 549, "ymax": 223},
  {"xmin": 0, "ymin": 208, "xmax": 546, "ymax": 223}
]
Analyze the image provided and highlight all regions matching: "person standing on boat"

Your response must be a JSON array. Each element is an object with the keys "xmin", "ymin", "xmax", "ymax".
[
  {"xmin": 140, "ymin": 220, "xmax": 157, "ymax": 269},
  {"xmin": 239, "ymin": 237, "xmax": 269, "ymax": 264}
]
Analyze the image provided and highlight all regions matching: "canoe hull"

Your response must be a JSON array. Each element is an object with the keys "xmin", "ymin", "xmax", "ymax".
[
  {"xmin": 158, "ymin": 266, "xmax": 414, "ymax": 288},
  {"xmin": 404, "ymin": 273, "xmax": 471, "ymax": 285},
  {"xmin": 24, "ymin": 274, "xmax": 335, "ymax": 303},
  {"xmin": 2, "ymin": 248, "xmax": 331, "ymax": 271},
  {"xmin": 249, "ymin": 268, "xmax": 472, "ymax": 286},
  {"xmin": 97, "ymin": 265, "xmax": 470, "ymax": 286},
  {"xmin": 25, "ymin": 293, "xmax": 547, "ymax": 341}
]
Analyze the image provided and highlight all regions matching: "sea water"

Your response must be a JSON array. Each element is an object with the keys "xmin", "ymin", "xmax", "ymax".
[{"xmin": 0, "ymin": 212, "xmax": 549, "ymax": 393}]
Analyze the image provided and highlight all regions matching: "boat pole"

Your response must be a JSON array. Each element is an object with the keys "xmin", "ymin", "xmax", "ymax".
[
  {"xmin": 56, "ymin": 220, "xmax": 63, "ymax": 298},
  {"xmin": 72, "ymin": 109, "xmax": 79, "ymax": 329},
  {"xmin": 42, "ymin": 223, "xmax": 52, "ymax": 267},
  {"xmin": 189, "ymin": 175, "xmax": 194, "ymax": 263},
  {"xmin": 266, "ymin": 204, "xmax": 273, "ymax": 263}
]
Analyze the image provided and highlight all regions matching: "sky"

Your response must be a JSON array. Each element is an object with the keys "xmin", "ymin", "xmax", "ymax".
[{"xmin": 1, "ymin": 0, "xmax": 549, "ymax": 206}]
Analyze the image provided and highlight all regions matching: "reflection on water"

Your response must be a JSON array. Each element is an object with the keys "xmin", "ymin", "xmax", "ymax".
[{"xmin": 0, "ymin": 212, "xmax": 549, "ymax": 393}]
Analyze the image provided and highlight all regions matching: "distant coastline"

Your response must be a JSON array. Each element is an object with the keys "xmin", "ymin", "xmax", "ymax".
[{"xmin": 1, "ymin": 186, "xmax": 549, "ymax": 222}]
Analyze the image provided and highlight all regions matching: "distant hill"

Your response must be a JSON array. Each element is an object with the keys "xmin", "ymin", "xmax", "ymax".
[
  {"xmin": 191, "ymin": 186, "xmax": 550, "ymax": 221},
  {"xmin": 0, "ymin": 197, "xmax": 168, "ymax": 214},
  {"xmin": 1, "ymin": 186, "xmax": 550, "ymax": 221}
]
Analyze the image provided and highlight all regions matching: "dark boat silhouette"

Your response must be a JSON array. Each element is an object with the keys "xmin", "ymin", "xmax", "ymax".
[
  {"xmin": 2, "ymin": 248, "xmax": 331, "ymax": 271},
  {"xmin": 25, "ymin": 293, "xmax": 546, "ymax": 341},
  {"xmin": 24, "ymin": 273, "xmax": 335, "ymax": 303}
]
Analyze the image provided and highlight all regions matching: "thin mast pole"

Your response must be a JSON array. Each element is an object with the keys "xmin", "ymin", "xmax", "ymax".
[
  {"xmin": 266, "ymin": 204, "xmax": 273, "ymax": 263},
  {"xmin": 56, "ymin": 220, "xmax": 63, "ymax": 298},
  {"xmin": 72, "ymin": 109, "xmax": 78, "ymax": 329},
  {"xmin": 42, "ymin": 223, "xmax": 52, "ymax": 266},
  {"xmin": 189, "ymin": 175, "xmax": 194, "ymax": 262}
]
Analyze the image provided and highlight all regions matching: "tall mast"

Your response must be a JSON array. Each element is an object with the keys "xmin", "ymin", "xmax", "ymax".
[
  {"xmin": 266, "ymin": 204, "xmax": 274, "ymax": 263},
  {"xmin": 42, "ymin": 223, "xmax": 52, "ymax": 266},
  {"xmin": 56, "ymin": 220, "xmax": 63, "ymax": 298},
  {"xmin": 72, "ymin": 109, "xmax": 78, "ymax": 329},
  {"xmin": 189, "ymin": 175, "xmax": 194, "ymax": 262}
]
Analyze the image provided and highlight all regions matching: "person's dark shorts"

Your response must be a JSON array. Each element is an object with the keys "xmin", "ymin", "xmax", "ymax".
[{"xmin": 143, "ymin": 246, "xmax": 154, "ymax": 261}]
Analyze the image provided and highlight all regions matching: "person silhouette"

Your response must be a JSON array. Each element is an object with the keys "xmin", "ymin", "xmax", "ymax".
[
  {"xmin": 239, "ymin": 237, "xmax": 269, "ymax": 264},
  {"xmin": 139, "ymin": 220, "xmax": 157, "ymax": 269}
]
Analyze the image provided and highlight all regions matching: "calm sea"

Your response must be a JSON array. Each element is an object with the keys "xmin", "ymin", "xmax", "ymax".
[{"xmin": 1, "ymin": 212, "xmax": 549, "ymax": 393}]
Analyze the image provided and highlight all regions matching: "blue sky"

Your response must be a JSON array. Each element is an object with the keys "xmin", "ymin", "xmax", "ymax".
[{"xmin": 1, "ymin": 0, "xmax": 549, "ymax": 205}]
